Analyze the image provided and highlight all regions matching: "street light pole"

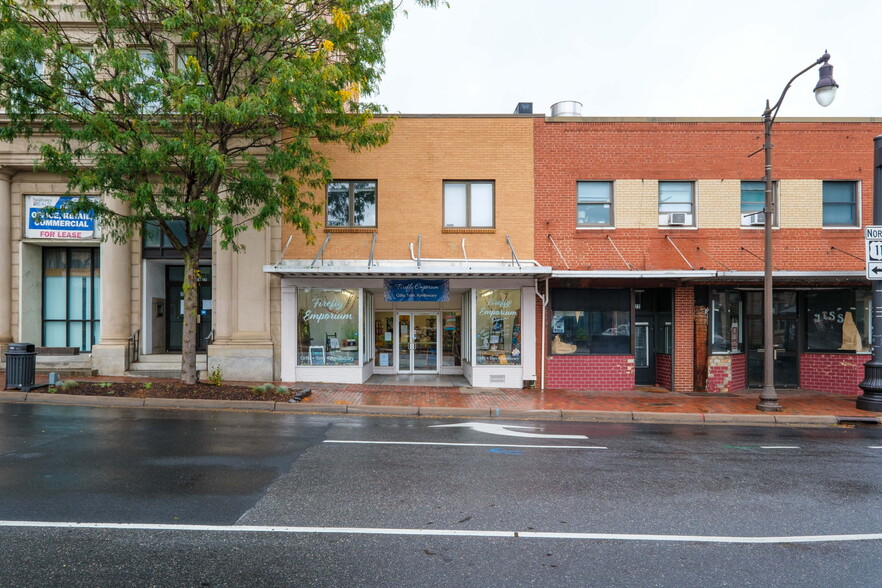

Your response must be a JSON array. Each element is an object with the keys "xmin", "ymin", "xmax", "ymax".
[
  {"xmin": 756, "ymin": 52, "xmax": 838, "ymax": 412},
  {"xmin": 857, "ymin": 136, "xmax": 882, "ymax": 412}
]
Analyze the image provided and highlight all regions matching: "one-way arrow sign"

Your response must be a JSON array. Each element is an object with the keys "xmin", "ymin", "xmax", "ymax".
[{"xmin": 430, "ymin": 422, "xmax": 588, "ymax": 440}]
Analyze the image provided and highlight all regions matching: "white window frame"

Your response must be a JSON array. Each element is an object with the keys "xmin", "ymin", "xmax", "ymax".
[
  {"xmin": 822, "ymin": 180, "xmax": 861, "ymax": 228},
  {"xmin": 740, "ymin": 180, "xmax": 779, "ymax": 228},
  {"xmin": 658, "ymin": 181, "xmax": 696, "ymax": 227},
  {"xmin": 443, "ymin": 181, "xmax": 495, "ymax": 229}
]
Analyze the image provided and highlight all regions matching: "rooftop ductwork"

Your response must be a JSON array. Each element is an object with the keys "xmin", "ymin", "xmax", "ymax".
[{"xmin": 550, "ymin": 100, "xmax": 582, "ymax": 117}]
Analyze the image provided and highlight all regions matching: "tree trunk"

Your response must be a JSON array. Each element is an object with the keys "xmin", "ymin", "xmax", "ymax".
[{"xmin": 180, "ymin": 252, "xmax": 200, "ymax": 385}]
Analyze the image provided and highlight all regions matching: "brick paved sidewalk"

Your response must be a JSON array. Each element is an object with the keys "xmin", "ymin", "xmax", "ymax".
[
  {"xmin": 293, "ymin": 383, "xmax": 878, "ymax": 418},
  {"xmin": 3, "ymin": 370, "xmax": 880, "ymax": 420}
]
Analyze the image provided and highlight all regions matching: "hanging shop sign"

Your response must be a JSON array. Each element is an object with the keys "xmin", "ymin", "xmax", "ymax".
[
  {"xmin": 384, "ymin": 279, "xmax": 449, "ymax": 302},
  {"xmin": 25, "ymin": 196, "xmax": 99, "ymax": 240}
]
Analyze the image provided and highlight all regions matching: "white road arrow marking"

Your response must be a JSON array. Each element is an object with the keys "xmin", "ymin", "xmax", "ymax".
[{"xmin": 430, "ymin": 421, "xmax": 588, "ymax": 440}]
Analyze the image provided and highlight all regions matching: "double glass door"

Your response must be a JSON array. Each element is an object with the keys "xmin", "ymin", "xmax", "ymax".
[{"xmin": 397, "ymin": 312, "xmax": 439, "ymax": 373}]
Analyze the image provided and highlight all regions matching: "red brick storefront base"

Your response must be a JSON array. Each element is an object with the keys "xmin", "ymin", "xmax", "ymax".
[
  {"xmin": 707, "ymin": 353, "xmax": 747, "ymax": 393},
  {"xmin": 545, "ymin": 355, "xmax": 635, "ymax": 391},
  {"xmin": 800, "ymin": 353, "xmax": 871, "ymax": 396},
  {"xmin": 656, "ymin": 353, "xmax": 672, "ymax": 390}
]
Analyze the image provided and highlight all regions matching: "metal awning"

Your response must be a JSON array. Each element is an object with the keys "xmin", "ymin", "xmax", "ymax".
[{"xmin": 264, "ymin": 259, "xmax": 553, "ymax": 279}]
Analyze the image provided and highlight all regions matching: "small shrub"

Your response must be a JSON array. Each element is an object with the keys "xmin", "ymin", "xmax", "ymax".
[
  {"xmin": 58, "ymin": 380, "xmax": 79, "ymax": 391},
  {"xmin": 47, "ymin": 386, "xmax": 57, "ymax": 394},
  {"xmin": 208, "ymin": 367, "xmax": 223, "ymax": 387},
  {"xmin": 98, "ymin": 382, "xmax": 113, "ymax": 389},
  {"xmin": 143, "ymin": 382, "xmax": 153, "ymax": 390}
]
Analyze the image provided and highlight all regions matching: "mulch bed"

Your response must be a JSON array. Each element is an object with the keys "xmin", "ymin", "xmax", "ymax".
[{"xmin": 41, "ymin": 381, "xmax": 299, "ymax": 403}]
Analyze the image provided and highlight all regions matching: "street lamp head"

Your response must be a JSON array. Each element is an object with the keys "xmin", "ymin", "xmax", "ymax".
[{"xmin": 814, "ymin": 55, "xmax": 838, "ymax": 107}]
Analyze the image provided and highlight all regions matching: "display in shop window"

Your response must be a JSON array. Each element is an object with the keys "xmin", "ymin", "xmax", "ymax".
[
  {"xmin": 475, "ymin": 289, "xmax": 521, "ymax": 365},
  {"xmin": 297, "ymin": 289, "xmax": 359, "ymax": 365}
]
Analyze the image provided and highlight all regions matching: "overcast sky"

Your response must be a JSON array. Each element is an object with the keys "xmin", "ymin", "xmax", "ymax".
[{"xmin": 372, "ymin": 0, "xmax": 880, "ymax": 117}]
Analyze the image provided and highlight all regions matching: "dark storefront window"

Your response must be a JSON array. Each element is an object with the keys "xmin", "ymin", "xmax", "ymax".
[
  {"xmin": 806, "ymin": 289, "xmax": 870, "ymax": 352},
  {"xmin": 551, "ymin": 288, "xmax": 630, "ymax": 355},
  {"xmin": 711, "ymin": 290, "xmax": 742, "ymax": 353}
]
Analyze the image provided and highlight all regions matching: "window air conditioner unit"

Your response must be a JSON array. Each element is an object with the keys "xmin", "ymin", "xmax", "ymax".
[
  {"xmin": 667, "ymin": 212, "xmax": 689, "ymax": 226},
  {"xmin": 743, "ymin": 212, "xmax": 769, "ymax": 226},
  {"xmin": 748, "ymin": 212, "xmax": 767, "ymax": 226}
]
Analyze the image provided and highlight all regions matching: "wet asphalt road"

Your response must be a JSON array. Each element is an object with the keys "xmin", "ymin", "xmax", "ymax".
[{"xmin": 0, "ymin": 403, "xmax": 880, "ymax": 587}]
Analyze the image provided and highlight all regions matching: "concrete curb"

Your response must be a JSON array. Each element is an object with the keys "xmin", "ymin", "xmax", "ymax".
[
  {"xmin": 143, "ymin": 398, "xmax": 274, "ymax": 410},
  {"xmin": 346, "ymin": 404, "xmax": 420, "ymax": 416},
  {"xmin": 26, "ymin": 392, "xmax": 146, "ymax": 407},
  {"xmin": 273, "ymin": 402, "xmax": 348, "ymax": 413},
  {"xmin": 492, "ymin": 408, "xmax": 563, "ymax": 419},
  {"xmin": 632, "ymin": 411, "xmax": 705, "ymax": 423},
  {"xmin": 703, "ymin": 413, "xmax": 777, "ymax": 424},
  {"xmin": 0, "ymin": 391, "xmax": 28, "ymax": 403},
  {"xmin": 418, "ymin": 406, "xmax": 493, "ymax": 417},
  {"xmin": 562, "ymin": 410, "xmax": 633, "ymax": 422},
  {"xmin": 774, "ymin": 414, "xmax": 839, "ymax": 425}
]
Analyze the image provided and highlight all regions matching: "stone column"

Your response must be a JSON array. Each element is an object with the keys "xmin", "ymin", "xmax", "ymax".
[
  {"xmin": 0, "ymin": 170, "xmax": 12, "ymax": 350},
  {"xmin": 206, "ymin": 223, "xmax": 274, "ymax": 381},
  {"xmin": 90, "ymin": 200, "xmax": 132, "ymax": 375}
]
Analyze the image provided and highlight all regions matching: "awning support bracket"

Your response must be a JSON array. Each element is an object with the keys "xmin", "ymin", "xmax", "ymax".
[
  {"xmin": 311, "ymin": 234, "xmax": 331, "ymax": 267},
  {"xmin": 506, "ymin": 235, "xmax": 522, "ymax": 269}
]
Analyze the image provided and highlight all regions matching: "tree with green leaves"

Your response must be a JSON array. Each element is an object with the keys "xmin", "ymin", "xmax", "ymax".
[{"xmin": 0, "ymin": 0, "xmax": 437, "ymax": 384}]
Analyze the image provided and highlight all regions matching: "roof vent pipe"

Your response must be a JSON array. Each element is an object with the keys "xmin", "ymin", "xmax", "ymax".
[{"xmin": 550, "ymin": 100, "xmax": 582, "ymax": 117}]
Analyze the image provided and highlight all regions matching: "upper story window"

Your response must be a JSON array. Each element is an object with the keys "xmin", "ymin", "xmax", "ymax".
[
  {"xmin": 326, "ymin": 181, "xmax": 377, "ymax": 228},
  {"xmin": 62, "ymin": 48, "xmax": 93, "ymax": 112},
  {"xmin": 658, "ymin": 181, "xmax": 694, "ymax": 227},
  {"xmin": 822, "ymin": 181, "xmax": 858, "ymax": 227},
  {"xmin": 142, "ymin": 219, "xmax": 212, "ymax": 259},
  {"xmin": 134, "ymin": 49, "xmax": 161, "ymax": 113},
  {"xmin": 741, "ymin": 181, "xmax": 778, "ymax": 227},
  {"xmin": 577, "ymin": 181, "xmax": 613, "ymax": 227},
  {"xmin": 443, "ymin": 181, "xmax": 494, "ymax": 228}
]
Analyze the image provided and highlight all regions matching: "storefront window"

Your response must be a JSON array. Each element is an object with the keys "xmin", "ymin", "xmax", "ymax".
[
  {"xmin": 550, "ymin": 288, "xmax": 630, "ymax": 355},
  {"xmin": 43, "ymin": 247, "xmax": 101, "ymax": 351},
  {"xmin": 710, "ymin": 290, "xmax": 742, "ymax": 353},
  {"xmin": 806, "ymin": 289, "xmax": 870, "ymax": 352},
  {"xmin": 297, "ymin": 289, "xmax": 359, "ymax": 365},
  {"xmin": 475, "ymin": 289, "xmax": 521, "ymax": 365}
]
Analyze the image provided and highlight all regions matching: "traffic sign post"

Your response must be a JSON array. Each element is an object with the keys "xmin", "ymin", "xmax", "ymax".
[{"xmin": 866, "ymin": 226, "xmax": 882, "ymax": 280}]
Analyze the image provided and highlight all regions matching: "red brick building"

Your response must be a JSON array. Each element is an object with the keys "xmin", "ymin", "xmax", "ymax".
[{"xmin": 533, "ymin": 114, "xmax": 882, "ymax": 395}]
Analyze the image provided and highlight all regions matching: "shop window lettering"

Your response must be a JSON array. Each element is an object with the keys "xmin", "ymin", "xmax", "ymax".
[{"xmin": 303, "ymin": 297, "xmax": 353, "ymax": 323}]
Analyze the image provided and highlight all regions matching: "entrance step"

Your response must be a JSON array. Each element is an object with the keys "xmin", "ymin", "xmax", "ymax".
[
  {"xmin": 32, "ymin": 354, "xmax": 97, "ymax": 378},
  {"xmin": 126, "ymin": 354, "xmax": 207, "ymax": 380}
]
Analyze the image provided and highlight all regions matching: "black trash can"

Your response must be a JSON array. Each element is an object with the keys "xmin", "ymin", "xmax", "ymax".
[{"xmin": 4, "ymin": 343, "xmax": 36, "ymax": 390}]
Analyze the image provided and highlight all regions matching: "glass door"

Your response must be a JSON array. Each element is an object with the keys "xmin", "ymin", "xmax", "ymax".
[
  {"xmin": 746, "ymin": 291, "xmax": 799, "ymax": 387},
  {"xmin": 395, "ymin": 312, "xmax": 440, "ymax": 374}
]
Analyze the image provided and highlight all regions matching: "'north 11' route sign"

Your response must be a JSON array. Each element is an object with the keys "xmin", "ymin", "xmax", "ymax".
[{"xmin": 866, "ymin": 226, "xmax": 882, "ymax": 280}]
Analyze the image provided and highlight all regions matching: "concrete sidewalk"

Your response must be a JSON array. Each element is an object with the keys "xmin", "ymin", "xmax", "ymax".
[{"xmin": 2, "ymin": 372, "xmax": 880, "ymax": 426}]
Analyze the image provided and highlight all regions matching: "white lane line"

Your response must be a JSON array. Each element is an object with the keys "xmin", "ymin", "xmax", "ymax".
[
  {"xmin": 323, "ymin": 440, "xmax": 607, "ymax": 449},
  {"xmin": 0, "ymin": 521, "xmax": 880, "ymax": 544},
  {"xmin": 869, "ymin": 446, "xmax": 882, "ymax": 449},
  {"xmin": 760, "ymin": 446, "xmax": 800, "ymax": 449}
]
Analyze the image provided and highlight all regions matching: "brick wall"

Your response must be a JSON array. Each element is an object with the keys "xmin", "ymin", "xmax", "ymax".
[
  {"xmin": 673, "ymin": 287, "xmax": 694, "ymax": 392},
  {"xmin": 731, "ymin": 353, "xmax": 747, "ymax": 392},
  {"xmin": 656, "ymin": 353, "xmax": 672, "ymax": 390},
  {"xmin": 545, "ymin": 355, "xmax": 635, "ymax": 391},
  {"xmin": 282, "ymin": 116, "xmax": 536, "ymax": 262},
  {"xmin": 533, "ymin": 119, "xmax": 881, "ymax": 273},
  {"xmin": 800, "ymin": 353, "xmax": 870, "ymax": 396}
]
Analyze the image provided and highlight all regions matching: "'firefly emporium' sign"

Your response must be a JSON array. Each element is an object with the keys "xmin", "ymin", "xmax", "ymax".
[
  {"xmin": 384, "ymin": 279, "xmax": 449, "ymax": 302},
  {"xmin": 25, "ymin": 196, "xmax": 98, "ymax": 240}
]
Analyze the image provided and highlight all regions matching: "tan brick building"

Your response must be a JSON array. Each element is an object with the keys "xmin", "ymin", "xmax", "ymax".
[{"xmin": 266, "ymin": 115, "xmax": 548, "ymax": 387}]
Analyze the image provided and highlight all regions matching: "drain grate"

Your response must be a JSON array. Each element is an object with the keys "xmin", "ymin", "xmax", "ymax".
[{"xmin": 648, "ymin": 402, "xmax": 678, "ymax": 407}]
